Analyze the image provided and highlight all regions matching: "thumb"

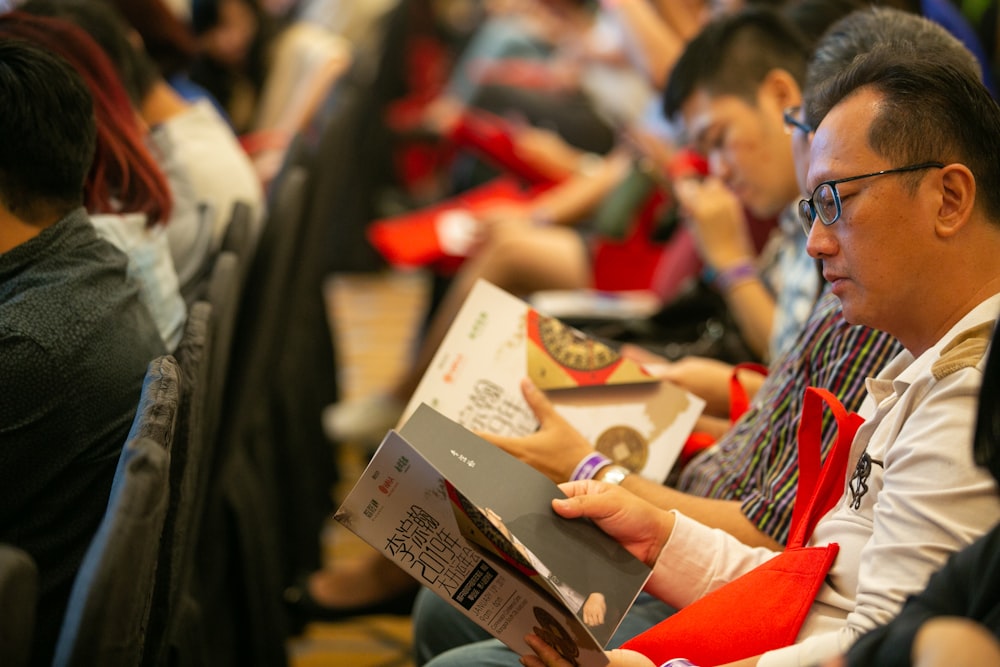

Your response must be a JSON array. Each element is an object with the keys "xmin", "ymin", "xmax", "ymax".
[{"xmin": 551, "ymin": 480, "xmax": 614, "ymax": 519}]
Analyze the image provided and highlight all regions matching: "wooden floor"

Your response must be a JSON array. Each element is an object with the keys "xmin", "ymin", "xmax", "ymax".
[{"xmin": 287, "ymin": 269, "xmax": 431, "ymax": 667}]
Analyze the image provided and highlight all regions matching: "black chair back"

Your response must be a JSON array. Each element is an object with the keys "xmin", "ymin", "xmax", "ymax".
[{"xmin": 51, "ymin": 355, "xmax": 180, "ymax": 667}]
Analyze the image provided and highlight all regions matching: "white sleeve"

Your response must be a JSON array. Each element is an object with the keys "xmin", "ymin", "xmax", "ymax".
[{"xmin": 645, "ymin": 511, "xmax": 780, "ymax": 609}]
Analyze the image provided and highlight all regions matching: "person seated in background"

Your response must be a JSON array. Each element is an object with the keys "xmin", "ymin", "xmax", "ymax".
[
  {"xmin": 839, "ymin": 320, "xmax": 1000, "ymax": 667},
  {"xmin": 20, "ymin": 0, "xmax": 266, "ymax": 299},
  {"xmin": 106, "ymin": 0, "xmax": 199, "ymax": 87},
  {"xmin": 0, "ymin": 10, "xmax": 187, "ymax": 351},
  {"xmin": 285, "ymin": 0, "xmax": 398, "ymax": 49},
  {"xmin": 520, "ymin": 28, "xmax": 1000, "ymax": 667},
  {"xmin": 323, "ymin": 0, "xmax": 786, "ymax": 448},
  {"xmin": 181, "ymin": 0, "xmax": 354, "ymax": 184},
  {"xmin": 186, "ymin": 0, "xmax": 273, "ymax": 133},
  {"xmin": 0, "ymin": 40, "xmax": 167, "ymax": 667}
]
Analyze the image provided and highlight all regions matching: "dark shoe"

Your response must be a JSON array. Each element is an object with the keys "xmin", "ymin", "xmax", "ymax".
[{"xmin": 283, "ymin": 575, "xmax": 418, "ymax": 629}]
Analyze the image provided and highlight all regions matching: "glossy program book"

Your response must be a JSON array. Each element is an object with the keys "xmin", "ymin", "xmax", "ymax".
[{"xmin": 335, "ymin": 405, "xmax": 653, "ymax": 667}]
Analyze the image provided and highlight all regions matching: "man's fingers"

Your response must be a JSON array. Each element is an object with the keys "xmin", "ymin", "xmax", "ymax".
[
  {"xmin": 552, "ymin": 481, "xmax": 619, "ymax": 519},
  {"xmin": 523, "ymin": 634, "xmax": 569, "ymax": 667}
]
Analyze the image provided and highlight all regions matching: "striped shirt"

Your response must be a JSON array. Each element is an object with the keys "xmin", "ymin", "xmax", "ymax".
[{"xmin": 677, "ymin": 288, "xmax": 903, "ymax": 545}]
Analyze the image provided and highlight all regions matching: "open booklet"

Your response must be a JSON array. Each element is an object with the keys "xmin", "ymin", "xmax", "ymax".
[
  {"xmin": 335, "ymin": 404, "xmax": 653, "ymax": 667},
  {"xmin": 400, "ymin": 279, "xmax": 706, "ymax": 483}
]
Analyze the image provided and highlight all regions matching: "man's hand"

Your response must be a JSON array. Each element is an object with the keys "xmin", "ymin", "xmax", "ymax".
[
  {"xmin": 552, "ymin": 480, "xmax": 673, "ymax": 568},
  {"xmin": 673, "ymin": 176, "xmax": 755, "ymax": 271},
  {"xmin": 478, "ymin": 378, "xmax": 594, "ymax": 483}
]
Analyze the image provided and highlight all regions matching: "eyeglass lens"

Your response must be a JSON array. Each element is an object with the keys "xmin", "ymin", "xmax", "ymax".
[{"xmin": 798, "ymin": 183, "xmax": 841, "ymax": 231}]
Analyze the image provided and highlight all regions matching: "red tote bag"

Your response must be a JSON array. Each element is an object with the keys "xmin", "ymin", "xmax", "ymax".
[{"xmin": 621, "ymin": 386, "xmax": 864, "ymax": 666}]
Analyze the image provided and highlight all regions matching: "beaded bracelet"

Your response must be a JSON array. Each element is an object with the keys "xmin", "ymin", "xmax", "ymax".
[{"xmin": 570, "ymin": 452, "xmax": 612, "ymax": 482}]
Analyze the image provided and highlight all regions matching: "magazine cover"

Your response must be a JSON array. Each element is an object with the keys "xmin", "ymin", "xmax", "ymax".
[
  {"xmin": 399, "ymin": 279, "xmax": 706, "ymax": 482},
  {"xmin": 335, "ymin": 405, "xmax": 653, "ymax": 667}
]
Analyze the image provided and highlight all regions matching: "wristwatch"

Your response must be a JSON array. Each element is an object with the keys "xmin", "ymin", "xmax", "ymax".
[{"xmin": 597, "ymin": 464, "xmax": 630, "ymax": 486}]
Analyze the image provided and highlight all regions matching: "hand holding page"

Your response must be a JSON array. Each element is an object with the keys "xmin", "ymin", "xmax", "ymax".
[
  {"xmin": 335, "ymin": 405, "xmax": 653, "ymax": 667},
  {"xmin": 401, "ymin": 279, "xmax": 705, "ymax": 483}
]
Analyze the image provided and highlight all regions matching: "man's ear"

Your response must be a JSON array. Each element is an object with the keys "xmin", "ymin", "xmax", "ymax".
[
  {"xmin": 759, "ymin": 68, "xmax": 802, "ymax": 111},
  {"xmin": 936, "ymin": 163, "xmax": 976, "ymax": 238}
]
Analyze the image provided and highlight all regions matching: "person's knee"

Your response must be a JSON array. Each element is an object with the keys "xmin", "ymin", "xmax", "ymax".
[
  {"xmin": 422, "ymin": 638, "xmax": 522, "ymax": 667},
  {"xmin": 477, "ymin": 233, "xmax": 535, "ymax": 286},
  {"xmin": 412, "ymin": 587, "xmax": 491, "ymax": 665},
  {"xmin": 480, "ymin": 228, "xmax": 581, "ymax": 291}
]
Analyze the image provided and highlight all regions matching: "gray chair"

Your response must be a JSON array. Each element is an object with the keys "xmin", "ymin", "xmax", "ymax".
[
  {"xmin": 51, "ymin": 356, "xmax": 180, "ymax": 667},
  {"xmin": 203, "ymin": 252, "xmax": 239, "ymax": 453},
  {"xmin": 0, "ymin": 544, "xmax": 38, "ymax": 667},
  {"xmin": 143, "ymin": 304, "xmax": 213, "ymax": 667},
  {"xmin": 219, "ymin": 200, "xmax": 258, "ymax": 294}
]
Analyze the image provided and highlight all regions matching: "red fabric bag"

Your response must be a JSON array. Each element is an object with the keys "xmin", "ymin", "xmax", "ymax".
[
  {"xmin": 621, "ymin": 386, "xmax": 864, "ymax": 666},
  {"xmin": 366, "ymin": 177, "xmax": 532, "ymax": 269},
  {"xmin": 680, "ymin": 362, "xmax": 769, "ymax": 467},
  {"xmin": 727, "ymin": 362, "xmax": 771, "ymax": 423}
]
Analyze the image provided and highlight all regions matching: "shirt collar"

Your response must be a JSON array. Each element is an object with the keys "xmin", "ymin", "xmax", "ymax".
[{"xmin": 866, "ymin": 293, "xmax": 1000, "ymax": 402}]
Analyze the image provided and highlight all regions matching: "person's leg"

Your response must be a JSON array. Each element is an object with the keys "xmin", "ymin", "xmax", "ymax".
[
  {"xmin": 412, "ymin": 587, "xmax": 493, "ymax": 665},
  {"xmin": 416, "ymin": 592, "xmax": 675, "ymax": 667},
  {"xmin": 324, "ymin": 223, "xmax": 591, "ymax": 444},
  {"xmin": 423, "ymin": 638, "xmax": 525, "ymax": 667}
]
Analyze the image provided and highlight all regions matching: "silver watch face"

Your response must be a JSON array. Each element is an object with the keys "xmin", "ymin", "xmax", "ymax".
[{"xmin": 601, "ymin": 465, "xmax": 629, "ymax": 486}]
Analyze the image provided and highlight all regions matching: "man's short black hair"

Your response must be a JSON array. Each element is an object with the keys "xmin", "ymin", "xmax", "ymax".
[
  {"xmin": 0, "ymin": 39, "xmax": 96, "ymax": 223},
  {"xmin": 19, "ymin": 0, "xmax": 161, "ymax": 106},
  {"xmin": 662, "ymin": 7, "xmax": 812, "ymax": 122},
  {"xmin": 806, "ymin": 7, "xmax": 981, "ymax": 103},
  {"xmin": 808, "ymin": 45, "xmax": 1000, "ymax": 222}
]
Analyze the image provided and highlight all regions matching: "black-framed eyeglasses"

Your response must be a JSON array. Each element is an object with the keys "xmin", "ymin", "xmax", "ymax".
[
  {"xmin": 783, "ymin": 106, "xmax": 812, "ymax": 135},
  {"xmin": 797, "ymin": 161, "xmax": 945, "ymax": 234}
]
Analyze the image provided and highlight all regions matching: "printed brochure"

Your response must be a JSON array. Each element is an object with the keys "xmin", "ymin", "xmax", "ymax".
[
  {"xmin": 335, "ymin": 405, "xmax": 653, "ymax": 667},
  {"xmin": 400, "ymin": 279, "xmax": 706, "ymax": 482}
]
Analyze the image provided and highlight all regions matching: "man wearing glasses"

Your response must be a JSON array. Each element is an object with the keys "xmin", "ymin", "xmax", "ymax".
[
  {"xmin": 518, "ymin": 22, "xmax": 1000, "ymax": 667},
  {"xmin": 415, "ymin": 6, "xmax": 902, "ymax": 667}
]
